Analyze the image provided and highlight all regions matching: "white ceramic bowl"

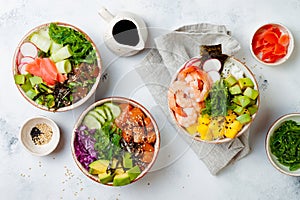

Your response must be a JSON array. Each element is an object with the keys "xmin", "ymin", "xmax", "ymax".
[
  {"xmin": 71, "ymin": 97, "xmax": 160, "ymax": 186},
  {"xmin": 250, "ymin": 23, "xmax": 294, "ymax": 66},
  {"xmin": 20, "ymin": 116, "xmax": 60, "ymax": 156},
  {"xmin": 13, "ymin": 22, "xmax": 102, "ymax": 112},
  {"xmin": 265, "ymin": 113, "xmax": 300, "ymax": 176}
]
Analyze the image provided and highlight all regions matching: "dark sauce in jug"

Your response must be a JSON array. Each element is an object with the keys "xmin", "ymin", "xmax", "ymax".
[{"xmin": 112, "ymin": 20, "xmax": 140, "ymax": 46}]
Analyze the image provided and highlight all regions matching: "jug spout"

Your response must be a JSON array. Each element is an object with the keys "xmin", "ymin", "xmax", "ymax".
[{"xmin": 98, "ymin": 7, "xmax": 114, "ymax": 22}]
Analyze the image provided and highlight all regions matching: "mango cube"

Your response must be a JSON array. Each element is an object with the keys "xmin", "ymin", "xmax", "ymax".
[{"xmin": 186, "ymin": 124, "xmax": 198, "ymax": 135}]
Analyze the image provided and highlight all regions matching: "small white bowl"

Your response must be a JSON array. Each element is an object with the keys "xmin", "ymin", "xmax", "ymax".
[
  {"xmin": 20, "ymin": 116, "xmax": 60, "ymax": 156},
  {"xmin": 265, "ymin": 113, "xmax": 300, "ymax": 176},
  {"xmin": 250, "ymin": 23, "xmax": 294, "ymax": 66}
]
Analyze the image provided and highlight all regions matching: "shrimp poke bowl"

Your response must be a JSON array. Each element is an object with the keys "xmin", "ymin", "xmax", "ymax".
[
  {"xmin": 71, "ymin": 97, "xmax": 160, "ymax": 186},
  {"xmin": 13, "ymin": 22, "xmax": 101, "ymax": 112},
  {"xmin": 168, "ymin": 44, "xmax": 260, "ymax": 143}
]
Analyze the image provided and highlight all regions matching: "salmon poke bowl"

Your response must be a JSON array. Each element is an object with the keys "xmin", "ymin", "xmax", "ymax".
[
  {"xmin": 13, "ymin": 22, "xmax": 101, "ymax": 112},
  {"xmin": 71, "ymin": 97, "xmax": 160, "ymax": 186},
  {"xmin": 168, "ymin": 44, "xmax": 260, "ymax": 143}
]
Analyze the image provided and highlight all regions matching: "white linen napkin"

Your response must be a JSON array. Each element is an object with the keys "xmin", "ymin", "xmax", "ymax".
[{"xmin": 135, "ymin": 23, "xmax": 251, "ymax": 175}]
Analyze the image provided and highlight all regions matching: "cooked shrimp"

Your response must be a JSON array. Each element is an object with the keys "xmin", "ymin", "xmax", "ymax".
[
  {"xmin": 175, "ymin": 107, "xmax": 198, "ymax": 128},
  {"xmin": 175, "ymin": 90, "xmax": 193, "ymax": 108}
]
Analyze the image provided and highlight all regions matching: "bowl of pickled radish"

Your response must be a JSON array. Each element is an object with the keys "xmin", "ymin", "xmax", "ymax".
[
  {"xmin": 71, "ymin": 97, "xmax": 160, "ymax": 186},
  {"xmin": 167, "ymin": 44, "xmax": 260, "ymax": 143}
]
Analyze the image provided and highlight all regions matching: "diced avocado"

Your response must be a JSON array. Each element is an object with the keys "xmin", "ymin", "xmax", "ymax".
[
  {"xmin": 238, "ymin": 96, "xmax": 251, "ymax": 108},
  {"xmin": 232, "ymin": 95, "xmax": 241, "ymax": 105},
  {"xmin": 113, "ymin": 173, "xmax": 131, "ymax": 186},
  {"xmin": 123, "ymin": 152, "xmax": 133, "ymax": 169},
  {"xmin": 46, "ymin": 94, "xmax": 55, "ymax": 108},
  {"xmin": 236, "ymin": 114, "xmax": 251, "ymax": 124},
  {"xmin": 98, "ymin": 172, "xmax": 113, "ymax": 184},
  {"xmin": 115, "ymin": 168, "xmax": 125, "ymax": 175},
  {"xmin": 229, "ymin": 84, "xmax": 242, "ymax": 95},
  {"xmin": 89, "ymin": 160, "xmax": 109, "ymax": 174},
  {"xmin": 225, "ymin": 74, "xmax": 237, "ymax": 87},
  {"xmin": 21, "ymin": 80, "xmax": 32, "ymax": 92},
  {"xmin": 14, "ymin": 74, "xmax": 25, "ymax": 84},
  {"xmin": 248, "ymin": 105, "xmax": 258, "ymax": 115},
  {"xmin": 243, "ymin": 87, "xmax": 259, "ymax": 100},
  {"xmin": 35, "ymin": 96, "xmax": 44, "ymax": 105},
  {"xmin": 249, "ymin": 99, "xmax": 256, "ymax": 106},
  {"xmin": 233, "ymin": 105, "xmax": 244, "ymax": 115},
  {"xmin": 29, "ymin": 76, "xmax": 43, "ymax": 87},
  {"xmin": 25, "ymin": 88, "xmax": 38, "ymax": 99},
  {"xmin": 127, "ymin": 165, "xmax": 141, "ymax": 181},
  {"xmin": 82, "ymin": 114, "xmax": 101, "ymax": 130},
  {"xmin": 238, "ymin": 78, "xmax": 254, "ymax": 90}
]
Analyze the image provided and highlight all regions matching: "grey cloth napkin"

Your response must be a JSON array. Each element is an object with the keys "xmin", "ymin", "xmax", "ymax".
[{"xmin": 135, "ymin": 23, "xmax": 250, "ymax": 175}]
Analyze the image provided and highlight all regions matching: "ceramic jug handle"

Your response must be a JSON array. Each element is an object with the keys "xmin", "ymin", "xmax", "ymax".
[{"xmin": 98, "ymin": 7, "xmax": 114, "ymax": 22}]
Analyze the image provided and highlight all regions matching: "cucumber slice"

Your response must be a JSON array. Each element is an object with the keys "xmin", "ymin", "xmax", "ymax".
[
  {"xmin": 82, "ymin": 114, "xmax": 101, "ymax": 130},
  {"xmin": 89, "ymin": 110, "xmax": 106, "ymax": 125},
  {"xmin": 50, "ymin": 45, "xmax": 72, "ymax": 62},
  {"xmin": 50, "ymin": 42, "xmax": 63, "ymax": 54},
  {"xmin": 104, "ymin": 103, "xmax": 121, "ymax": 118},
  {"xmin": 94, "ymin": 107, "xmax": 107, "ymax": 120},
  {"xmin": 103, "ymin": 106, "xmax": 113, "ymax": 121},
  {"xmin": 56, "ymin": 60, "xmax": 71, "ymax": 74},
  {"xmin": 30, "ymin": 33, "xmax": 52, "ymax": 53}
]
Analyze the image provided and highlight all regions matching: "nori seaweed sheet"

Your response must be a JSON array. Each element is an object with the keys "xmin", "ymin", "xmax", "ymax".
[{"xmin": 199, "ymin": 44, "xmax": 229, "ymax": 71}]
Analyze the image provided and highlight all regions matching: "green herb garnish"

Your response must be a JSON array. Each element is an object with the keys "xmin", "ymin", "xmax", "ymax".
[
  {"xmin": 48, "ymin": 23, "xmax": 97, "ymax": 65},
  {"xmin": 201, "ymin": 79, "xmax": 232, "ymax": 117},
  {"xmin": 270, "ymin": 120, "xmax": 300, "ymax": 171}
]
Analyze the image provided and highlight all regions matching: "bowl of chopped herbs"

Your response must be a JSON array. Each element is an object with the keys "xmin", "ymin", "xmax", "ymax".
[
  {"xmin": 266, "ymin": 113, "xmax": 300, "ymax": 176},
  {"xmin": 13, "ymin": 22, "xmax": 102, "ymax": 112}
]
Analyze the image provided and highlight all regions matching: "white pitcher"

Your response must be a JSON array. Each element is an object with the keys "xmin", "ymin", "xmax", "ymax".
[{"xmin": 99, "ymin": 7, "xmax": 148, "ymax": 56}]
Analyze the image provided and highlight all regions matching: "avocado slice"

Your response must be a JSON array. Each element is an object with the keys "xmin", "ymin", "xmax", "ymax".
[
  {"xmin": 238, "ymin": 78, "xmax": 254, "ymax": 90},
  {"xmin": 127, "ymin": 165, "xmax": 141, "ymax": 181},
  {"xmin": 29, "ymin": 76, "xmax": 43, "ymax": 87},
  {"xmin": 89, "ymin": 160, "xmax": 109, "ymax": 174},
  {"xmin": 98, "ymin": 172, "xmax": 113, "ymax": 184},
  {"xmin": 243, "ymin": 87, "xmax": 259, "ymax": 100},
  {"xmin": 225, "ymin": 74, "xmax": 237, "ymax": 87},
  {"xmin": 229, "ymin": 84, "xmax": 242, "ymax": 95},
  {"xmin": 233, "ymin": 105, "xmax": 244, "ymax": 115},
  {"xmin": 113, "ymin": 173, "xmax": 131, "ymax": 186},
  {"xmin": 123, "ymin": 152, "xmax": 133, "ymax": 169}
]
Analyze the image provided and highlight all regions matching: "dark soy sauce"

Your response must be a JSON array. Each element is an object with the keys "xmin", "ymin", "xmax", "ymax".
[{"xmin": 112, "ymin": 20, "xmax": 140, "ymax": 46}]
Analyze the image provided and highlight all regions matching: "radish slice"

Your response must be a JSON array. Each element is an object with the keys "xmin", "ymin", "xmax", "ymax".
[
  {"xmin": 20, "ymin": 42, "xmax": 38, "ymax": 58},
  {"xmin": 184, "ymin": 58, "xmax": 201, "ymax": 69},
  {"xmin": 16, "ymin": 51, "xmax": 23, "ymax": 66},
  {"xmin": 208, "ymin": 71, "xmax": 221, "ymax": 83},
  {"xmin": 20, "ymin": 56, "xmax": 35, "ymax": 64},
  {"xmin": 18, "ymin": 63, "xmax": 28, "ymax": 75},
  {"xmin": 203, "ymin": 58, "xmax": 222, "ymax": 72}
]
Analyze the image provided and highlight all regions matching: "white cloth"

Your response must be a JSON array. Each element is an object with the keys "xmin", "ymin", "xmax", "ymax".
[{"xmin": 136, "ymin": 23, "xmax": 250, "ymax": 175}]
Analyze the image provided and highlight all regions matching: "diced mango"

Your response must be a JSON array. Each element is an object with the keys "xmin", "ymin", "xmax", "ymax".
[
  {"xmin": 198, "ymin": 115, "xmax": 211, "ymax": 125},
  {"xmin": 224, "ymin": 128, "xmax": 239, "ymax": 139},
  {"xmin": 225, "ymin": 115, "xmax": 236, "ymax": 123},
  {"xmin": 197, "ymin": 124, "xmax": 209, "ymax": 140},
  {"xmin": 229, "ymin": 120, "xmax": 243, "ymax": 131},
  {"xmin": 186, "ymin": 124, "xmax": 198, "ymax": 135}
]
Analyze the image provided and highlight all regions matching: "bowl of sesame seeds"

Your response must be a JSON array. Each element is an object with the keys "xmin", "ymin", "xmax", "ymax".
[{"xmin": 20, "ymin": 116, "xmax": 60, "ymax": 156}]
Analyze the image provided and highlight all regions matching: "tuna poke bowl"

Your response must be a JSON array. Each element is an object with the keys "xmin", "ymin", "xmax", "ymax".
[
  {"xmin": 71, "ymin": 97, "xmax": 160, "ymax": 186},
  {"xmin": 168, "ymin": 44, "xmax": 260, "ymax": 143},
  {"xmin": 13, "ymin": 22, "xmax": 101, "ymax": 112}
]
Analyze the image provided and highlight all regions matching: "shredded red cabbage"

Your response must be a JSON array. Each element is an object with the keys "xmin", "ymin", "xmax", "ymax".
[{"xmin": 74, "ymin": 125, "xmax": 98, "ymax": 170}]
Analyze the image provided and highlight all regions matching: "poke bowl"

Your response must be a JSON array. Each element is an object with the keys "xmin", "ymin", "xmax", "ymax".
[
  {"xmin": 250, "ymin": 23, "xmax": 294, "ymax": 66},
  {"xmin": 71, "ymin": 97, "xmax": 160, "ymax": 186},
  {"xmin": 13, "ymin": 22, "xmax": 101, "ymax": 112},
  {"xmin": 266, "ymin": 113, "xmax": 300, "ymax": 176},
  {"xmin": 168, "ymin": 44, "xmax": 260, "ymax": 144}
]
